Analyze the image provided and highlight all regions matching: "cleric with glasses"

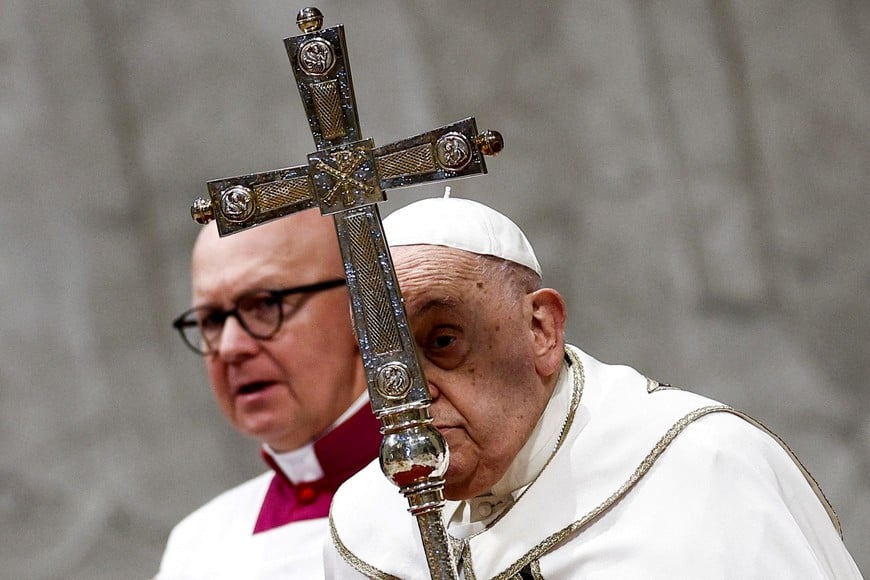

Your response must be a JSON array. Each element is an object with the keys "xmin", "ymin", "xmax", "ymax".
[
  {"xmin": 157, "ymin": 208, "xmax": 380, "ymax": 579},
  {"xmin": 173, "ymin": 278, "xmax": 346, "ymax": 356}
]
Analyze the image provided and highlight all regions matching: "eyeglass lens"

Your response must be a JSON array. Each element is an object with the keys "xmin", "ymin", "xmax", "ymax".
[
  {"xmin": 195, "ymin": 292, "xmax": 286, "ymax": 353},
  {"xmin": 174, "ymin": 278, "xmax": 346, "ymax": 356}
]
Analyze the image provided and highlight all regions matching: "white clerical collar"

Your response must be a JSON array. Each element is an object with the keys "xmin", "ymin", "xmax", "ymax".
[{"xmin": 262, "ymin": 391, "xmax": 369, "ymax": 484}]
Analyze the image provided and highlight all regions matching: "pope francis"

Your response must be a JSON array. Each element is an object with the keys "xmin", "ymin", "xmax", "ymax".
[{"xmin": 324, "ymin": 197, "xmax": 862, "ymax": 579}]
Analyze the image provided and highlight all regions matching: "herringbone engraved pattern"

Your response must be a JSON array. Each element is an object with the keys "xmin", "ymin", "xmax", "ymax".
[
  {"xmin": 312, "ymin": 80, "xmax": 346, "ymax": 140},
  {"xmin": 254, "ymin": 177, "xmax": 311, "ymax": 211},
  {"xmin": 347, "ymin": 213, "xmax": 401, "ymax": 355},
  {"xmin": 376, "ymin": 144, "xmax": 436, "ymax": 179}
]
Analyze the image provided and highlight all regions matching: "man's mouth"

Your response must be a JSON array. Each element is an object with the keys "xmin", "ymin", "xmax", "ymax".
[{"xmin": 236, "ymin": 381, "xmax": 273, "ymax": 396}]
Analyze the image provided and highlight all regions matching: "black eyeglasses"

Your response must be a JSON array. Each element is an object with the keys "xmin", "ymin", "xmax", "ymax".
[{"xmin": 172, "ymin": 278, "xmax": 346, "ymax": 356}]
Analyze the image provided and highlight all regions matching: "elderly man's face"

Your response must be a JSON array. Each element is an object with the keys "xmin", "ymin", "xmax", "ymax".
[
  {"xmin": 191, "ymin": 210, "xmax": 366, "ymax": 452},
  {"xmin": 392, "ymin": 245, "xmax": 561, "ymax": 500}
]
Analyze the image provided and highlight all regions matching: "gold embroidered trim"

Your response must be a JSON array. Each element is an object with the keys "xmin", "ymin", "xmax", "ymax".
[
  {"xmin": 457, "ymin": 537, "xmax": 477, "ymax": 579},
  {"xmin": 504, "ymin": 559, "xmax": 542, "ymax": 580},
  {"xmin": 453, "ymin": 537, "xmax": 477, "ymax": 580},
  {"xmin": 492, "ymin": 404, "xmax": 732, "ymax": 579},
  {"xmin": 329, "ymin": 513, "xmax": 401, "ymax": 580}
]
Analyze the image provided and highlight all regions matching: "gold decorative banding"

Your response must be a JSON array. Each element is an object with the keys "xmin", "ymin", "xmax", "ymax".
[
  {"xmin": 254, "ymin": 177, "xmax": 312, "ymax": 211},
  {"xmin": 376, "ymin": 144, "xmax": 437, "ymax": 179},
  {"xmin": 346, "ymin": 214, "xmax": 401, "ymax": 355},
  {"xmin": 312, "ymin": 80, "xmax": 346, "ymax": 140}
]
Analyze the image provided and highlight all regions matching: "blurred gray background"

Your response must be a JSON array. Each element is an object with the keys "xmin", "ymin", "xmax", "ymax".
[{"xmin": 1, "ymin": 0, "xmax": 867, "ymax": 577}]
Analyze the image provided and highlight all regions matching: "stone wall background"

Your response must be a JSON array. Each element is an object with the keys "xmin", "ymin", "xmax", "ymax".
[{"xmin": 1, "ymin": 1, "xmax": 866, "ymax": 577}]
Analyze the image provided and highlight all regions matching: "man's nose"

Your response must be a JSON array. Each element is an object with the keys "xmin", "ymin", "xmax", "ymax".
[
  {"xmin": 216, "ymin": 315, "xmax": 259, "ymax": 362},
  {"xmin": 418, "ymin": 357, "xmax": 441, "ymax": 400},
  {"xmin": 426, "ymin": 381, "xmax": 441, "ymax": 401}
]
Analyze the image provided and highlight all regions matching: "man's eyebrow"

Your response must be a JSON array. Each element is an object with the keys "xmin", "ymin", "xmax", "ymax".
[
  {"xmin": 407, "ymin": 295, "xmax": 462, "ymax": 318},
  {"xmin": 190, "ymin": 299, "xmax": 221, "ymax": 311},
  {"xmin": 192, "ymin": 286, "xmax": 269, "ymax": 310}
]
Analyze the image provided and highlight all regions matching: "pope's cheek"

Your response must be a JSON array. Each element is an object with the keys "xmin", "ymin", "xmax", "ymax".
[
  {"xmin": 439, "ymin": 427, "xmax": 463, "ymax": 451},
  {"xmin": 443, "ymin": 430, "xmax": 473, "ymax": 469}
]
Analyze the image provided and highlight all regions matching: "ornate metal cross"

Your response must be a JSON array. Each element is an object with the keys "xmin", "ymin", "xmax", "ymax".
[{"xmin": 188, "ymin": 7, "xmax": 503, "ymax": 578}]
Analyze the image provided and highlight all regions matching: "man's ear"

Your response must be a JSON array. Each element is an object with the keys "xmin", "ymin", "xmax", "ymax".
[{"xmin": 527, "ymin": 288, "xmax": 567, "ymax": 378}]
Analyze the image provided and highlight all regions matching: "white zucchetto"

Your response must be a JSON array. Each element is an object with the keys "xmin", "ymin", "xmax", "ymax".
[{"xmin": 383, "ymin": 195, "xmax": 542, "ymax": 276}]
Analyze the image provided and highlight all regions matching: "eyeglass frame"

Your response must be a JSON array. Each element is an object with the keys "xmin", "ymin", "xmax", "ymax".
[{"xmin": 172, "ymin": 278, "xmax": 347, "ymax": 356}]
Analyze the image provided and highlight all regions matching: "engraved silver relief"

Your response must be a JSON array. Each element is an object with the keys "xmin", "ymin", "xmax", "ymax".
[
  {"xmin": 298, "ymin": 38, "xmax": 335, "ymax": 76},
  {"xmin": 375, "ymin": 361, "xmax": 412, "ymax": 399},
  {"xmin": 434, "ymin": 132, "xmax": 472, "ymax": 171},
  {"xmin": 219, "ymin": 185, "xmax": 255, "ymax": 222}
]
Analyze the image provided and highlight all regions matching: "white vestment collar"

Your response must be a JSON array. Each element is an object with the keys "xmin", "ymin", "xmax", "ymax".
[{"xmin": 262, "ymin": 392, "xmax": 369, "ymax": 484}]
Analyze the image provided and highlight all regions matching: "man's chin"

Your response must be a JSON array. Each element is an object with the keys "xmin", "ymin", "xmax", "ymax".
[
  {"xmin": 237, "ymin": 414, "xmax": 287, "ymax": 444},
  {"xmin": 443, "ymin": 466, "xmax": 481, "ymax": 501}
]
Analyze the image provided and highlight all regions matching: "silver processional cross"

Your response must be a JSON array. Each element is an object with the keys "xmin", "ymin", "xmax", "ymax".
[{"xmin": 188, "ymin": 7, "xmax": 503, "ymax": 578}]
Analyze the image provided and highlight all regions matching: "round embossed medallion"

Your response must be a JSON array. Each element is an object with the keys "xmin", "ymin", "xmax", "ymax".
[
  {"xmin": 434, "ymin": 132, "xmax": 472, "ymax": 171},
  {"xmin": 220, "ymin": 185, "xmax": 255, "ymax": 222},
  {"xmin": 375, "ymin": 362, "xmax": 412, "ymax": 399},
  {"xmin": 298, "ymin": 38, "xmax": 335, "ymax": 76}
]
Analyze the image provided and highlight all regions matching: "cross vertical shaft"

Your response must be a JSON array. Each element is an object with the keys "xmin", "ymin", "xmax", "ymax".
[{"xmin": 189, "ymin": 8, "xmax": 504, "ymax": 578}]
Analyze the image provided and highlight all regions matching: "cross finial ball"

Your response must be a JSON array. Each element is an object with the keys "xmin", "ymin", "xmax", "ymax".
[
  {"xmin": 296, "ymin": 6, "xmax": 324, "ymax": 33},
  {"xmin": 473, "ymin": 130, "xmax": 504, "ymax": 157}
]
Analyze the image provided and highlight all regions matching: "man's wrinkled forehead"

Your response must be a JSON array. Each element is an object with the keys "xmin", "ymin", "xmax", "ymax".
[
  {"xmin": 391, "ymin": 243, "xmax": 496, "ymax": 306},
  {"xmin": 390, "ymin": 243, "xmax": 484, "ymax": 281},
  {"xmin": 383, "ymin": 196, "xmax": 542, "ymax": 277}
]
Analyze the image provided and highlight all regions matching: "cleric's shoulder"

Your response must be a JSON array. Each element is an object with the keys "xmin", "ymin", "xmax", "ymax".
[{"xmin": 168, "ymin": 471, "xmax": 273, "ymax": 540}]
